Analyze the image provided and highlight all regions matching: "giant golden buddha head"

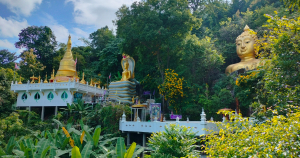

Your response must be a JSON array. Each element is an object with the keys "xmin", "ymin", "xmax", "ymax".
[
  {"xmin": 225, "ymin": 25, "xmax": 263, "ymax": 75},
  {"xmin": 236, "ymin": 25, "xmax": 258, "ymax": 58}
]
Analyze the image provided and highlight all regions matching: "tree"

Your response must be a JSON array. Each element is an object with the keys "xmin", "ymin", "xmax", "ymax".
[
  {"xmin": 89, "ymin": 26, "xmax": 115, "ymax": 55},
  {"xmin": 0, "ymin": 68, "xmax": 17, "ymax": 118},
  {"xmin": 15, "ymin": 26, "xmax": 57, "ymax": 76},
  {"xmin": 0, "ymin": 50, "xmax": 18, "ymax": 69},
  {"xmin": 19, "ymin": 49, "xmax": 45, "ymax": 80},
  {"xmin": 96, "ymin": 38, "xmax": 123, "ymax": 85},
  {"xmin": 115, "ymin": 0, "xmax": 202, "ymax": 83}
]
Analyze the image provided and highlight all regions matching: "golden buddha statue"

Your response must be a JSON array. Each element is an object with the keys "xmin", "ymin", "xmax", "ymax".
[
  {"xmin": 80, "ymin": 72, "xmax": 86, "ymax": 84},
  {"xmin": 225, "ymin": 25, "xmax": 263, "ymax": 75},
  {"xmin": 54, "ymin": 35, "xmax": 79, "ymax": 82},
  {"xmin": 120, "ymin": 60, "xmax": 131, "ymax": 81},
  {"xmin": 44, "ymin": 73, "xmax": 48, "ymax": 83},
  {"xmin": 108, "ymin": 54, "xmax": 136, "ymax": 104}
]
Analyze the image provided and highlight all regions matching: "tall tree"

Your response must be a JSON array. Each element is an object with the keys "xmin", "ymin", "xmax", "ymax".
[
  {"xmin": 89, "ymin": 26, "xmax": 115, "ymax": 63},
  {"xmin": 0, "ymin": 68, "xmax": 17, "ymax": 118},
  {"xmin": 0, "ymin": 49, "xmax": 18, "ymax": 69},
  {"xmin": 115, "ymin": 0, "xmax": 202, "ymax": 83},
  {"xmin": 19, "ymin": 49, "xmax": 45, "ymax": 80},
  {"xmin": 15, "ymin": 26, "xmax": 57, "ymax": 76}
]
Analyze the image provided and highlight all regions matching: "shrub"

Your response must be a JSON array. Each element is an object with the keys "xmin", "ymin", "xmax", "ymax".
[
  {"xmin": 147, "ymin": 124, "xmax": 200, "ymax": 157},
  {"xmin": 204, "ymin": 108, "xmax": 300, "ymax": 157},
  {"xmin": 88, "ymin": 104, "xmax": 131, "ymax": 134}
]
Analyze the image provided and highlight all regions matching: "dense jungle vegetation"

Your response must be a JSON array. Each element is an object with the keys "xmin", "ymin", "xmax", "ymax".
[{"xmin": 1, "ymin": 0, "xmax": 300, "ymax": 157}]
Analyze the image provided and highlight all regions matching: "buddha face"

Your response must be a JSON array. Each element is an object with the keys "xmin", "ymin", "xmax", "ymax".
[{"xmin": 236, "ymin": 35, "xmax": 255, "ymax": 58}]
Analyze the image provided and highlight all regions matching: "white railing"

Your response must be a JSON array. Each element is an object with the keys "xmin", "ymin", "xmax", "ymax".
[
  {"xmin": 119, "ymin": 109, "xmax": 219, "ymax": 136},
  {"xmin": 11, "ymin": 79, "xmax": 104, "ymax": 95}
]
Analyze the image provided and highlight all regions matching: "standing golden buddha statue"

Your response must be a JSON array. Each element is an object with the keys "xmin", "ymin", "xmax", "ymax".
[{"xmin": 225, "ymin": 25, "xmax": 263, "ymax": 75}]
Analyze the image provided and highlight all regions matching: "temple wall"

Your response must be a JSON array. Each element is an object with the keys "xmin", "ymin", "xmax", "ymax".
[{"xmin": 16, "ymin": 90, "xmax": 73, "ymax": 107}]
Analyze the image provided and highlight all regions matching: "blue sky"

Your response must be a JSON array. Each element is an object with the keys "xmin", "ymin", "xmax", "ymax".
[{"xmin": 0, "ymin": 0, "xmax": 137, "ymax": 56}]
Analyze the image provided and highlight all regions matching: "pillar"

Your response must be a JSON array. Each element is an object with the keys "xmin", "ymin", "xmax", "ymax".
[
  {"xmin": 143, "ymin": 133, "xmax": 146, "ymax": 147},
  {"xmin": 41, "ymin": 106, "xmax": 45, "ymax": 121},
  {"xmin": 28, "ymin": 106, "xmax": 31, "ymax": 122},
  {"xmin": 127, "ymin": 132, "xmax": 130, "ymax": 146},
  {"xmin": 55, "ymin": 106, "xmax": 58, "ymax": 116}
]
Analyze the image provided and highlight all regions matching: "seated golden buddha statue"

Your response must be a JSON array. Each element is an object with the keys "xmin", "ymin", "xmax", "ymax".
[
  {"xmin": 120, "ymin": 60, "xmax": 131, "ymax": 81},
  {"xmin": 225, "ymin": 25, "xmax": 263, "ymax": 75},
  {"xmin": 108, "ymin": 55, "xmax": 137, "ymax": 104}
]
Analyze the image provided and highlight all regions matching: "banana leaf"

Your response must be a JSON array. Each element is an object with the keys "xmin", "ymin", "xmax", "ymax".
[
  {"xmin": 24, "ymin": 139, "xmax": 35, "ymax": 157},
  {"xmin": 81, "ymin": 141, "xmax": 93, "ymax": 158},
  {"xmin": 132, "ymin": 146, "xmax": 145, "ymax": 158},
  {"xmin": 92, "ymin": 127, "xmax": 101, "ymax": 147},
  {"xmin": 49, "ymin": 147, "xmax": 56, "ymax": 158},
  {"xmin": 6, "ymin": 136, "xmax": 15, "ymax": 155},
  {"xmin": 71, "ymin": 146, "xmax": 81, "ymax": 158},
  {"xmin": 12, "ymin": 150, "xmax": 24, "ymax": 157},
  {"xmin": 46, "ymin": 131, "xmax": 54, "ymax": 144},
  {"xmin": 34, "ymin": 139, "xmax": 50, "ymax": 158},
  {"xmin": 124, "ymin": 142, "xmax": 136, "ymax": 158},
  {"xmin": 72, "ymin": 133, "xmax": 82, "ymax": 151},
  {"xmin": 115, "ymin": 137, "xmax": 126, "ymax": 158},
  {"xmin": 56, "ymin": 149, "xmax": 72, "ymax": 157},
  {"xmin": 61, "ymin": 137, "xmax": 71, "ymax": 150}
]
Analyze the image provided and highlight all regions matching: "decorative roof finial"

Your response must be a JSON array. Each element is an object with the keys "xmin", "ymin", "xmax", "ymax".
[
  {"xmin": 44, "ymin": 73, "xmax": 48, "ymax": 83},
  {"xmin": 18, "ymin": 76, "xmax": 22, "ymax": 84}
]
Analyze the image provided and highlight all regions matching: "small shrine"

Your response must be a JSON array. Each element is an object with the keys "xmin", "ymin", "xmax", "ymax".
[
  {"xmin": 108, "ymin": 55, "xmax": 137, "ymax": 104},
  {"xmin": 11, "ymin": 35, "xmax": 104, "ymax": 120}
]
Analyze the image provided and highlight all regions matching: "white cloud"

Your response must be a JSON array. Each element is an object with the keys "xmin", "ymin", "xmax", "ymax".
[
  {"xmin": 42, "ymin": 13, "xmax": 89, "ymax": 46},
  {"xmin": 50, "ymin": 24, "xmax": 70, "ymax": 43},
  {"xmin": 0, "ymin": 16, "xmax": 28, "ymax": 38},
  {"xmin": 66, "ymin": 0, "xmax": 139, "ymax": 28},
  {"xmin": 15, "ymin": 48, "xmax": 26, "ymax": 56},
  {"xmin": 73, "ymin": 28, "xmax": 89, "ymax": 39},
  {"xmin": 0, "ymin": 0, "xmax": 42, "ymax": 16},
  {"xmin": 0, "ymin": 39, "xmax": 15, "ymax": 49}
]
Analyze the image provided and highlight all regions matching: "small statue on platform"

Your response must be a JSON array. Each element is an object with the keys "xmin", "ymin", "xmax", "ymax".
[
  {"xmin": 225, "ymin": 25, "xmax": 264, "ymax": 75},
  {"xmin": 80, "ymin": 72, "xmax": 86, "ymax": 84},
  {"xmin": 120, "ymin": 60, "xmax": 131, "ymax": 81}
]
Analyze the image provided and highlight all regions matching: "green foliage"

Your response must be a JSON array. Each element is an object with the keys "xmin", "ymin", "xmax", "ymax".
[
  {"xmin": 61, "ymin": 99, "xmax": 93, "ymax": 121},
  {"xmin": 15, "ymin": 26, "xmax": 57, "ymax": 78},
  {"xmin": 19, "ymin": 49, "xmax": 46, "ymax": 80},
  {"xmin": 96, "ymin": 104, "xmax": 131, "ymax": 134},
  {"xmin": 204, "ymin": 109, "xmax": 300, "ymax": 157},
  {"xmin": 71, "ymin": 146, "xmax": 82, "ymax": 158},
  {"xmin": 158, "ymin": 69, "xmax": 184, "ymax": 113},
  {"xmin": 0, "ymin": 50, "xmax": 18, "ymax": 69},
  {"xmin": 0, "ymin": 118, "xmax": 144, "ymax": 158},
  {"xmin": 116, "ymin": 0, "xmax": 202, "ymax": 84},
  {"xmin": 96, "ymin": 38, "xmax": 123, "ymax": 84},
  {"xmin": 147, "ymin": 124, "xmax": 200, "ymax": 157},
  {"xmin": 0, "ymin": 68, "xmax": 17, "ymax": 118}
]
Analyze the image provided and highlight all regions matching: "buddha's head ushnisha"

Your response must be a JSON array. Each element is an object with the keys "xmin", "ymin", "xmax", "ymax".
[{"xmin": 236, "ymin": 25, "xmax": 258, "ymax": 61}]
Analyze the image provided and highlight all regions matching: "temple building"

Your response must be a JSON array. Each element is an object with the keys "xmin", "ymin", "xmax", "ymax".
[{"xmin": 11, "ymin": 35, "xmax": 104, "ymax": 120}]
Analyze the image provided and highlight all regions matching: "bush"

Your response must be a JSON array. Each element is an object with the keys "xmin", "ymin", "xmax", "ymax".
[
  {"xmin": 88, "ymin": 104, "xmax": 131, "ymax": 134},
  {"xmin": 204, "ymin": 108, "xmax": 300, "ymax": 157},
  {"xmin": 0, "ymin": 112, "xmax": 31, "ymax": 142},
  {"xmin": 147, "ymin": 124, "xmax": 200, "ymax": 157}
]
